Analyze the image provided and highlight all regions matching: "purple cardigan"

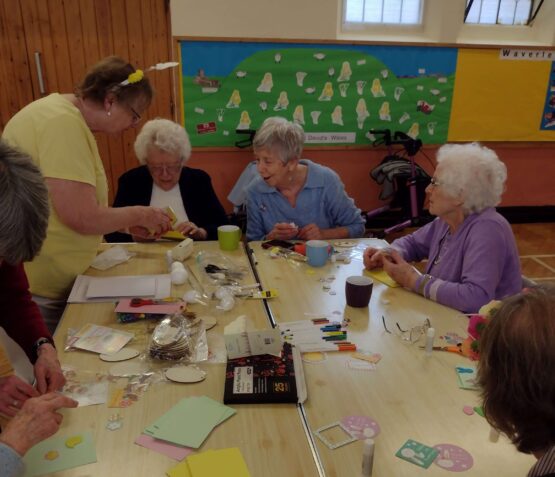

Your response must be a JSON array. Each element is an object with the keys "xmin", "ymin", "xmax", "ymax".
[{"xmin": 391, "ymin": 208, "xmax": 522, "ymax": 313}]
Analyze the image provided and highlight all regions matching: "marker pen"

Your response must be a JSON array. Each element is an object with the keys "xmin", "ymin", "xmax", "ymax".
[{"xmin": 361, "ymin": 438, "xmax": 374, "ymax": 477}]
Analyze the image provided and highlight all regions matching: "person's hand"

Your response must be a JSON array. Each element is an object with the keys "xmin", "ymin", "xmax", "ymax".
[
  {"xmin": 0, "ymin": 375, "xmax": 40, "ymax": 417},
  {"xmin": 0, "ymin": 393, "xmax": 78, "ymax": 456},
  {"xmin": 363, "ymin": 247, "xmax": 386, "ymax": 270},
  {"xmin": 297, "ymin": 223, "xmax": 322, "ymax": 241},
  {"xmin": 136, "ymin": 207, "xmax": 172, "ymax": 236},
  {"xmin": 382, "ymin": 249, "xmax": 419, "ymax": 289},
  {"xmin": 266, "ymin": 222, "xmax": 299, "ymax": 240},
  {"xmin": 34, "ymin": 344, "xmax": 65, "ymax": 394},
  {"xmin": 175, "ymin": 221, "xmax": 208, "ymax": 240}
]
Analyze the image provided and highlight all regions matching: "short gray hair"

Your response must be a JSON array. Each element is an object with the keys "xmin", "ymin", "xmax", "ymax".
[
  {"xmin": 253, "ymin": 117, "xmax": 305, "ymax": 164},
  {"xmin": 0, "ymin": 140, "xmax": 49, "ymax": 264},
  {"xmin": 436, "ymin": 143, "xmax": 507, "ymax": 214},
  {"xmin": 134, "ymin": 119, "xmax": 192, "ymax": 165}
]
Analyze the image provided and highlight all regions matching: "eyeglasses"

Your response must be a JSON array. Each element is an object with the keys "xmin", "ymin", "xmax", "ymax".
[
  {"xmin": 429, "ymin": 177, "xmax": 442, "ymax": 187},
  {"xmin": 147, "ymin": 162, "xmax": 183, "ymax": 175},
  {"xmin": 127, "ymin": 104, "xmax": 142, "ymax": 125},
  {"xmin": 382, "ymin": 316, "xmax": 431, "ymax": 344}
]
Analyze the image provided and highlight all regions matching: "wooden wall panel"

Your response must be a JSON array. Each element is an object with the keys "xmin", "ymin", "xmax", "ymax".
[{"xmin": 0, "ymin": 0, "xmax": 174, "ymax": 203}]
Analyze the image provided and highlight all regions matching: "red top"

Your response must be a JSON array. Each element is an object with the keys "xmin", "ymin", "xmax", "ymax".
[{"xmin": 0, "ymin": 262, "xmax": 52, "ymax": 363}]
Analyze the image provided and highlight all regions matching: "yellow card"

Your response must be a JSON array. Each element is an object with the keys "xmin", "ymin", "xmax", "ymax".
[
  {"xmin": 162, "ymin": 230, "xmax": 187, "ymax": 241},
  {"xmin": 164, "ymin": 206, "xmax": 178, "ymax": 226},
  {"xmin": 187, "ymin": 448, "xmax": 250, "ymax": 477},
  {"xmin": 166, "ymin": 459, "xmax": 193, "ymax": 477},
  {"xmin": 364, "ymin": 269, "xmax": 400, "ymax": 288}
]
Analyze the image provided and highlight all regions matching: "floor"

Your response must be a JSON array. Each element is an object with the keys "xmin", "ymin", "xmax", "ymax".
[{"xmin": 512, "ymin": 222, "xmax": 555, "ymax": 285}]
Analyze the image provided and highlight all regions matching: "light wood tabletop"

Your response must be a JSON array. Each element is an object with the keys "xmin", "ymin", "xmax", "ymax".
[
  {"xmin": 52, "ymin": 241, "xmax": 318, "ymax": 477},
  {"xmin": 250, "ymin": 239, "xmax": 536, "ymax": 477}
]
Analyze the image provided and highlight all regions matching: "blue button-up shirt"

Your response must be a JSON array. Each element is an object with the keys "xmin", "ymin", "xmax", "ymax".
[
  {"xmin": 246, "ymin": 159, "xmax": 365, "ymax": 241},
  {"xmin": 0, "ymin": 442, "xmax": 24, "ymax": 477}
]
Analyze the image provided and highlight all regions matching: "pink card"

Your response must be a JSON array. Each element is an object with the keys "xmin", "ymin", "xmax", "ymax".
[
  {"xmin": 134, "ymin": 434, "xmax": 193, "ymax": 460},
  {"xmin": 115, "ymin": 299, "xmax": 185, "ymax": 315}
]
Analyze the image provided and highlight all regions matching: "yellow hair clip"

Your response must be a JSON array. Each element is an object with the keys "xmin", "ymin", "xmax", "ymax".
[
  {"xmin": 119, "ymin": 62, "xmax": 178, "ymax": 86},
  {"xmin": 120, "ymin": 69, "xmax": 144, "ymax": 86}
]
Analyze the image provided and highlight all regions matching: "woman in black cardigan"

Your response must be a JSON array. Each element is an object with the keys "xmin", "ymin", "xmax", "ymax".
[{"xmin": 105, "ymin": 119, "xmax": 227, "ymax": 242}]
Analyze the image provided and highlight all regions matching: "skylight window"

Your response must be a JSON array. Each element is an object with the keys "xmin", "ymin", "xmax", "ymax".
[{"xmin": 464, "ymin": 0, "xmax": 533, "ymax": 25}]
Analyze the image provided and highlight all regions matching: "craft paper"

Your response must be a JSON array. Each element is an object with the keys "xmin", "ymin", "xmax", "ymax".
[
  {"xmin": 71, "ymin": 324, "xmax": 133, "ymax": 355},
  {"xmin": 86, "ymin": 276, "xmax": 157, "ymax": 298},
  {"xmin": 115, "ymin": 298, "xmax": 184, "ymax": 315},
  {"xmin": 22, "ymin": 431, "xmax": 96, "ymax": 477},
  {"xmin": 134, "ymin": 434, "xmax": 193, "ymax": 461},
  {"xmin": 455, "ymin": 365, "xmax": 480, "ymax": 390},
  {"xmin": 224, "ymin": 329, "xmax": 282, "ymax": 359},
  {"xmin": 188, "ymin": 448, "xmax": 251, "ymax": 477},
  {"xmin": 68, "ymin": 274, "xmax": 172, "ymax": 303},
  {"xmin": 364, "ymin": 269, "xmax": 400, "ymax": 287},
  {"xmin": 144, "ymin": 396, "xmax": 236, "ymax": 448}
]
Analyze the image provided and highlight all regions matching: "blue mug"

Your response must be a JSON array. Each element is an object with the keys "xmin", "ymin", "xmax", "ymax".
[{"xmin": 306, "ymin": 240, "xmax": 331, "ymax": 267}]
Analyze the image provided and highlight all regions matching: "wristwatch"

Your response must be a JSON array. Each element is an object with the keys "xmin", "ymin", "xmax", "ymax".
[{"xmin": 33, "ymin": 337, "xmax": 54, "ymax": 358}]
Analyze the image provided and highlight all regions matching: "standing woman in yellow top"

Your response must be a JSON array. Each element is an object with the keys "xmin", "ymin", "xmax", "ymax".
[{"xmin": 2, "ymin": 56, "xmax": 171, "ymax": 332}]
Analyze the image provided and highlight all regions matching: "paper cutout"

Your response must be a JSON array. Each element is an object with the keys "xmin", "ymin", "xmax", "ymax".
[
  {"xmin": 293, "ymin": 105, "xmax": 305, "ymax": 125},
  {"xmin": 331, "ymin": 106, "xmax": 343, "ymax": 126},
  {"xmin": 341, "ymin": 415, "xmax": 381, "ymax": 440},
  {"xmin": 379, "ymin": 101, "xmax": 391, "ymax": 121},
  {"xmin": 296, "ymin": 71, "xmax": 307, "ymax": 86},
  {"xmin": 226, "ymin": 90, "xmax": 241, "ymax": 108},
  {"xmin": 22, "ymin": 432, "xmax": 96, "ymax": 477},
  {"xmin": 256, "ymin": 73, "xmax": 273, "ymax": 92},
  {"xmin": 273, "ymin": 91, "xmax": 289, "ymax": 111},
  {"xmin": 237, "ymin": 111, "xmax": 251, "ymax": 130},
  {"xmin": 396, "ymin": 439, "xmax": 439, "ymax": 469},
  {"xmin": 318, "ymin": 82, "xmax": 333, "ymax": 101},
  {"xmin": 455, "ymin": 365, "xmax": 479, "ymax": 390},
  {"xmin": 433, "ymin": 443, "xmax": 474, "ymax": 472},
  {"xmin": 371, "ymin": 78, "xmax": 385, "ymax": 97},
  {"xmin": 338, "ymin": 61, "xmax": 352, "ymax": 81},
  {"xmin": 65, "ymin": 436, "xmax": 83, "ymax": 449}
]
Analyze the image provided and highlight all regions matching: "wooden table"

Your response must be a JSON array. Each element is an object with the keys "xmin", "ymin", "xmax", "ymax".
[
  {"xmin": 53, "ymin": 242, "xmax": 318, "ymax": 477},
  {"xmin": 250, "ymin": 239, "xmax": 536, "ymax": 477}
]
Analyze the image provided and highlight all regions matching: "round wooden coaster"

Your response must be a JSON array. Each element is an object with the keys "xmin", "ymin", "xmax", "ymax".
[
  {"xmin": 165, "ymin": 366, "xmax": 206, "ymax": 383},
  {"xmin": 100, "ymin": 348, "xmax": 140, "ymax": 362},
  {"xmin": 200, "ymin": 315, "xmax": 217, "ymax": 330}
]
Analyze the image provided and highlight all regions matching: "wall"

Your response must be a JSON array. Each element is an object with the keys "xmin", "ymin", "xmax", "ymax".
[{"xmin": 171, "ymin": 0, "xmax": 555, "ymax": 213}]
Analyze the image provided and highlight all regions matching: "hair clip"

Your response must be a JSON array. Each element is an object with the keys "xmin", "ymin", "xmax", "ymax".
[{"xmin": 119, "ymin": 62, "xmax": 179, "ymax": 86}]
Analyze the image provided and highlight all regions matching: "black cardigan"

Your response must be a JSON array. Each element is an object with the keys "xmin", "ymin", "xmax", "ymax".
[{"xmin": 105, "ymin": 165, "xmax": 227, "ymax": 242}]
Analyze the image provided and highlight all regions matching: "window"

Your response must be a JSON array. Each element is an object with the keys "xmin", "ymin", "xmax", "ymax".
[
  {"xmin": 464, "ymin": 0, "xmax": 533, "ymax": 25},
  {"xmin": 344, "ymin": 0, "xmax": 423, "ymax": 25}
]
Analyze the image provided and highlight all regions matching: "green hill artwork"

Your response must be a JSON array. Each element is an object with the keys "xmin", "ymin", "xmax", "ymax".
[{"xmin": 182, "ymin": 48, "xmax": 453, "ymax": 147}]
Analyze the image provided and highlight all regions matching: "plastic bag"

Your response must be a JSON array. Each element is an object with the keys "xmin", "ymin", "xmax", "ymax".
[
  {"xmin": 195, "ymin": 251, "xmax": 247, "ymax": 287},
  {"xmin": 148, "ymin": 311, "xmax": 208, "ymax": 363}
]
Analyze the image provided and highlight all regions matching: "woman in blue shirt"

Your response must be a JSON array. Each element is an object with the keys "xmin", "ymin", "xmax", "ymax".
[{"xmin": 246, "ymin": 117, "xmax": 365, "ymax": 241}]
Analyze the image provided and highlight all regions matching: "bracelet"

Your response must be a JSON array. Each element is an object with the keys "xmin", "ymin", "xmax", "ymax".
[{"xmin": 33, "ymin": 337, "xmax": 54, "ymax": 358}]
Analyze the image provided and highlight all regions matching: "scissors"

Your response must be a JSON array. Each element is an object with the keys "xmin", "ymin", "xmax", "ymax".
[{"xmin": 130, "ymin": 298, "xmax": 179, "ymax": 307}]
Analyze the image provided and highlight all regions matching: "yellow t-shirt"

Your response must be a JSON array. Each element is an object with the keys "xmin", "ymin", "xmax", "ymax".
[{"xmin": 2, "ymin": 93, "xmax": 108, "ymax": 299}]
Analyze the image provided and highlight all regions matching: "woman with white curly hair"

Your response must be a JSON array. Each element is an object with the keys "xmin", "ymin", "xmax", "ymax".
[
  {"xmin": 363, "ymin": 142, "xmax": 521, "ymax": 313},
  {"xmin": 106, "ymin": 118, "xmax": 227, "ymax": 242}
]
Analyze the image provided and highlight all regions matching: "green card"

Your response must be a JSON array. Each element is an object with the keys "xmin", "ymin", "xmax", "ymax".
[
  {"xmin": 144, "ymin": 396, "xmax": 236, "ymax": 448},
  {"xmin": 22, "ymin": 431, "xmax": 96, "ymax": 477},
  {"xmin": 395, "ymin": 439, "xmax": 439, "ymax": 469}
]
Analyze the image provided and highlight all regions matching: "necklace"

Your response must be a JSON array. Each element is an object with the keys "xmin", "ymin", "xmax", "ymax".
[{"xmin": 432, "ymin": 231, "xmax": 450, "ymax": 266}]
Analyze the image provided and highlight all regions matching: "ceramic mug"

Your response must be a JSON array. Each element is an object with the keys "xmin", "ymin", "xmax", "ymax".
[
  {"xmin": 306, "ymin": 240, "xmax": 331, "ymax": 267},
  {"xmin": 218, "ymin": 225, "xmax": 241, "ymax": 251},
  {"xmin": 345, "ymin": 275, "xmax": 373, "ymax": 307}
]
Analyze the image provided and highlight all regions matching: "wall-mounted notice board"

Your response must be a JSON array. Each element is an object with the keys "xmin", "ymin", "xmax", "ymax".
[{"xmin": 177, "ymin": 38, "xmax": 555, "ymax": 147}]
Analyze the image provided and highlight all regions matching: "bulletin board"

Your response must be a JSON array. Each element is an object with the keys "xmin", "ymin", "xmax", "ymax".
[{"xmin": 177, "ymin": 38, "xmax": 555, "ymax": 147}]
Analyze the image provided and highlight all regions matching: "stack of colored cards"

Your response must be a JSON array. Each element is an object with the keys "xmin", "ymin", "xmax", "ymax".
[{"xmin": 144, "ymin": 396, "xmax": 235, "ymax": 448}]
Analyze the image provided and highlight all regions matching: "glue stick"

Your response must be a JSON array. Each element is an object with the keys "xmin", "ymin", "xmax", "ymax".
[
  {"xmin": 425, "ymin": 327, "xmax": 435, "ymax": 356},
  {"xmin": 361, "ymin": 438, "xmax": 374, "ymax": 477}
]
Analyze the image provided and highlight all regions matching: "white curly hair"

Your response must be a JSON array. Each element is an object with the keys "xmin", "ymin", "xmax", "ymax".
[
  {"xmin": 436, "ymin": 142, "xmax": 507, "ymax": 214},
  {"xmin": 134, "ymin": 118, "xmax": 192, "ymax": 164}
]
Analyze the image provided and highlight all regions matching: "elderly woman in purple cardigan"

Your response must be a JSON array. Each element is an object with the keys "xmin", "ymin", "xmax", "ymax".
[{"xmin": 363, "ymin": 143, "xmax": 521, "ymax": 314}]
